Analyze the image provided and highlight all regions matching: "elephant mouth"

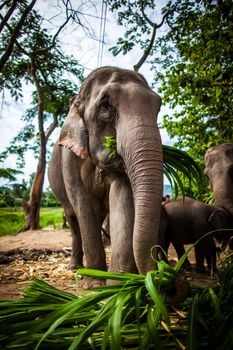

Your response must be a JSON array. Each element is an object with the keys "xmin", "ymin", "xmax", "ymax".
[{"xmin": 98, "ymin": 154, "xmax": 124, "ymax": 172}]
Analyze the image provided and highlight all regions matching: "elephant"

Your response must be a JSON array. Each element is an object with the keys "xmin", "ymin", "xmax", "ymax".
[
  {"xmin": 48, "ymin": 66, "xmax": 163, "ymax": 287},
  {"xmin": 204, "ymin": 143, "xmax": 233, "ymax": 216},
  {"xmin": 158, "ymin": 197, "xmax": 233, "ymax": 273},
  {"xmin": 204, "ymin": 143, "xmax": 233, "ymax": 250}
]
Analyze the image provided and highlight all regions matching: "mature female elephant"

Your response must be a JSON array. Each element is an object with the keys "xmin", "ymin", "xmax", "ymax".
[
  {"xmin": 159, "ymin": 197, "xmax": 233, "ymax": 273},
  {"xmin": 48, "ymin": 67, "xmax": 163, "ymax": 287}
]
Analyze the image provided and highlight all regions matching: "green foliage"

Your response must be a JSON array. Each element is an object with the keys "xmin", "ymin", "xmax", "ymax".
[
  {"xmin": 0, "ymin": 175, "xmax": 32, "ymax": 208},
  {"xmin": 40, "ymin": 188, "xmax": 61, "ymax": 207},
  {"xmin": 109, "ymin": 0, "xmax": 232, "ymax": 198},
  {"xmin": 0, "ymin": 255, "xmax": 233, "ymax": 349},
  {"xmin": 0, "ymin": 207, "xmax": 63, "ymax": 236},
  {"xmin": 154, "ymin": 0, "xmax": 233, "ymax": 162},
  {"xmin": 107, "ymin": 0, "xmax": 157, "ymax": 57},
  {"xmin": 162, "ymin": 145, "xmax": 203, "ymax": 197},
  {"xmin": 0, "ymin": 5, "xmax": 83, "ymax": 166},
  {"xmin": 0, "ymin": 168, "xmax": 22, "ymax": 182},
  {"xmin": 104, "ymin": 135, "xmax": 117, "ymax": 159}
]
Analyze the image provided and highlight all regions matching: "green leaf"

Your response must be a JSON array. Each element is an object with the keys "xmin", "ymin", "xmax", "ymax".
[
  {"xmin": 187, "ymin": 293, "xmax": 199, "ymax": 350},
  {"xmin": 144, "ymin": 271, "xmax": 169, "ymax": 325}
]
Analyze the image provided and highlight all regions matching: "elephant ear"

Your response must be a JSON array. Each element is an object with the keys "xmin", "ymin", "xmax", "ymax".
[
  {"xmin": 59, "ymin": 103, "xmax": 89, "ymax": 159},
  {"xmin": 208, "ymin": 208, "xmax": 232, "ymax": 242}
]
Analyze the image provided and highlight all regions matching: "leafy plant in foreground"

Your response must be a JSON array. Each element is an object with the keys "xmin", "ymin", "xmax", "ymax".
[
  {"xmin": 1, "ymin": 253, "xmax": 232, "ymax": 350},
  {"xmin": 0, "ymin": 260, "xmax": 187, "ymax": 349}
]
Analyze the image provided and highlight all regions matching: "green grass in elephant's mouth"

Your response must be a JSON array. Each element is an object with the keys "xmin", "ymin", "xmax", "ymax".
[{"xmin": 104, "ymin": 135, "xmax": 117, "ymax": 159}]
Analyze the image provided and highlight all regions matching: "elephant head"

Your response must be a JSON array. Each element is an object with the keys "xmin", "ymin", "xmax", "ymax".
[
  {"xmin": 59, "ymin": 67, "xmax": 163, "ymax": 274},
  {"xmin": 204, "ymin": 143, "xmax": 233, "ymax": 216},
  {"xmin": 208, "ymin": 207, "xmax": 233, "ymax": 243}
]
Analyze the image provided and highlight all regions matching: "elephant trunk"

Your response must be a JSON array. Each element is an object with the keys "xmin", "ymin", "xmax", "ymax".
[
  {"xmin": 118, "ymin": 121, "xmax": 163, "ymax": 274},
  {"xmin": 212, "ymin": 175, "xmax": 233, "ymax": 216}
]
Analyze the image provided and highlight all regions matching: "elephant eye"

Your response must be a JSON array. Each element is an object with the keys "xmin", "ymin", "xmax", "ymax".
[{"xmin": 96, "ymin": 97, "xmax": 116, "ymax": 126}]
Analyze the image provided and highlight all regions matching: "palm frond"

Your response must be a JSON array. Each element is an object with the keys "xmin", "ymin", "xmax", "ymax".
[{"xmin": 162, "ymin": 145, "xmax": 203, "ymax": 197}]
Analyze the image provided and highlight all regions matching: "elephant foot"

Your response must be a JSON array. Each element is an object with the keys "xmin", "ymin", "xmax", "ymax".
[
  {"xmin": 180, "ymin": 261, "xmax": 192, "ymax": 271},
  {"xmin": 207, "ymin": 267, "xmax": 218, "ymax": 275},
  {"xmin": 77, "ymin": 277, "xmax": 106, "ymax": 289},
  {"xmin": 67, "ymin": 260, "xmax": 83, "ymax": 271},
  {"xmin": 195, "ymin": 266, "xmax": 208, "ymax": 274}
]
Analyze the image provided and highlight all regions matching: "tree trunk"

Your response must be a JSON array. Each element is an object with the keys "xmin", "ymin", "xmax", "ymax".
[{"xmin": 20, "ymin": 143, "xmax": 46, "ymax": 231}]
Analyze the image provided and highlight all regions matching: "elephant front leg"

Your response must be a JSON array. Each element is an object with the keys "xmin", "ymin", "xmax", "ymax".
[
  {"xmin": 109, "ymin": 178, "xmax": 137, "ymax": 274},
  {"xmin": 172, "ymin": 241, "xmax": 192, "ymax": 270},
  {"xmin": 195, "ymin": 244, "xmax": 206, "ymax": 273},
  {"xmin": 76, "ymin": 202, "xmax": 107, "ymax": 288},
  {"xmin": 68, "ymin": 196, "xmax": 106, "ymax": 288},
  {"xmin": 63, "ymin": 212, "xmax": 83, "ymax": 270},
  {"xmin": 205, "ymin": 238, "xmax": 217, "ymax": 272}
]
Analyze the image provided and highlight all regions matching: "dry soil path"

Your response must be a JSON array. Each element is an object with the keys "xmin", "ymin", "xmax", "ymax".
[{"xmin": 0, "ymin": 228, "xmax": 219, "ymax": 300}]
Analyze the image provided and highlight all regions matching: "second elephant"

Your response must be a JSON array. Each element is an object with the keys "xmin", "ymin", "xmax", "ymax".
[{"xmin": 160, "ymin": 197, "xmax": 233, "ymax": 272}]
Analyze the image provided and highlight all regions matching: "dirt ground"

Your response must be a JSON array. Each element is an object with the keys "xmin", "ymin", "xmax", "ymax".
[{"xmin": 0, "ymin": 228, "xmax": 220, "ymax": 300}]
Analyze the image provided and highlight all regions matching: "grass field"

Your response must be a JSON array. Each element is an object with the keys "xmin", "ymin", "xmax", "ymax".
[{"xmin": 0, "ymin": 207, "xmax": 64, "ymax": 237}]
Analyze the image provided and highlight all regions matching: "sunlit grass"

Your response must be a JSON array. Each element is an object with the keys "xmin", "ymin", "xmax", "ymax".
[{"xmin": 0, "ymin": 207, "xmax": 63, "ymax": 236}]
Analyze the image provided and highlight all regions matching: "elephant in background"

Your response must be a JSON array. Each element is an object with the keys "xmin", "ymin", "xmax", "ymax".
[
  {"xmin": 204, "ymin": 143, "xmax": 233, "ymax": 251},
  {"xmin": 159, "ymin": 197, "xmax": 233, "ymax": 273},
  {"xmin": 204, "ymin": 143, "xmax": 233, "ymax": 218},
  {"xmin": 48, "ymin": 66, "xmax": 163, "ymax": 287}
]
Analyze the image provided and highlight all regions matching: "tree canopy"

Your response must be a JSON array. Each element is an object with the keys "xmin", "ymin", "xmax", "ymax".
[
  {"xmin": 0, "ymin": 1, "xmax": 84, "ymax": 228},
  {"xmin": 154, "ymin": 0, "xmax": 233, "ymax": 161},
  {"xmin": 108, "ymin": 0, "xmax": 232, "ymax": 164}
]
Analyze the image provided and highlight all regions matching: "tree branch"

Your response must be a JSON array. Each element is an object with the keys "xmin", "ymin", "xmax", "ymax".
[
  {"xmin": 32, "ymin": 15, "xmax": 71, "ymax": 55},
  {"xmin": 140, "ymin": 2, "xmax": 170, "ymax": 29},
  {"xmin": 0, "ymin": 14, "xmax": 29, "ymax": 56},
  {"xmin": 0, "ymin": 0, "xmax": 17, "ymax": 35},
  {"xmin": 133, "ymin": 25, "xmax": 156, "ymax": 72},
  {"xmin": 133, "ymin": 1, "xmax": 179, "ymax": 72},
  {"xmin": 45, "ymin": 113, "xmax": 58, "ymax": 141},
  {"xmin": 0, "ymin": 0, "xmax": 36, "ymax": 71}
]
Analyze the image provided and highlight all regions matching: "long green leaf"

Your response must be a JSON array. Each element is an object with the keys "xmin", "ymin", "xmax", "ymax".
[
  {"xmin": 34, "ymin": 290, "xmax": 115, "ymax": 349},
  {"xmin": 109, "ymin": 292, "xmax": 132, "ymax": 350},
  {"xmin": 68, "ymin": 294, "xmax": 116, "ymax": 350},
  {"xmin": 76, "ymin": 268, "xmax": 144, "ymax": 282},
  {"xmin": 187, "ymin": 293, "xmax": 199, "ymax": 350},
  {"xmin": 141, "ymin": 306, "xmax": 162, "ymax": 350},
  {"xmin": 144, "ymin": 271, "xmax": 169, "ymax": 325},
  {"xmin": 208, "ymin": 288, "xmax": 221, "ymax": 318}
]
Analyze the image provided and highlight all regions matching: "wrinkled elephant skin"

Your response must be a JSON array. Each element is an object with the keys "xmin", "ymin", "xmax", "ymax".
[{"xmin": 48, "ymin": 67, "xmax": 163, "ymax": 287}]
